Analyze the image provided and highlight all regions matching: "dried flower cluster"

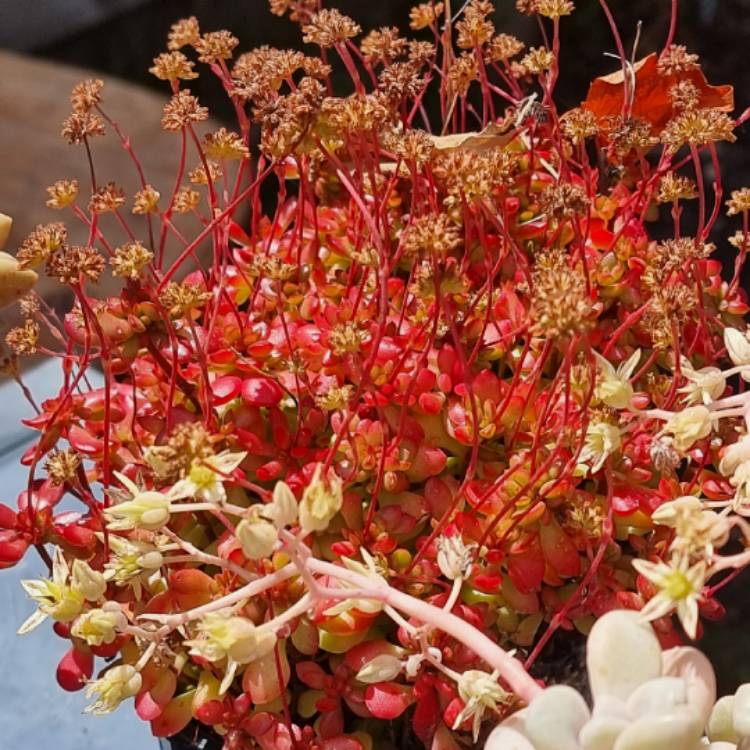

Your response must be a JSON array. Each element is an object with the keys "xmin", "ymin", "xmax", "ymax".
[{"xmin": 3, "ymin": 2, "xmax": 750, "ymax": 750}]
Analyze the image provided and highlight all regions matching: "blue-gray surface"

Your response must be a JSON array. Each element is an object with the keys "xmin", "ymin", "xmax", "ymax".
[{"xmin": 0, "ymin": 362, "xmax": 152, "ymax": 749}]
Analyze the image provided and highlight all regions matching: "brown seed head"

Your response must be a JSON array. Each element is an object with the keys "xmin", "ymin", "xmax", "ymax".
[
  {"xmin": 111, "ymin": 241, "xmax": 153, "ymax": 279},
  {"xmin": 5, "ymin": 319, "xmax": 39, "ymax": 356},
  {"xmin": 161, "ymin": 90, "xmax": 209, "ymax": 132},
  {"xmin": 302, "ymin": 9, "xmax": 361, "ymax": 47},
  {"xmin": 61, "ymin": 111, "xmax": 105, "ymax": 144},
  {"xmin": 70, "ymin": 79, "xmax": 104, "ymax": 113},
  {"xmin": 46, "ymin": 180, "xmax": 79, "ymax": 210},
  {"xmin": 194, "ymin": 30, "xmax": 239, "ymax": 64},
  {"xmin": 167, "ymin": 17, "xmax": 200, "ymax": 50},
  {"xmin": 149, "ymin": 51, "xmax": 199, "ymax": 82}
]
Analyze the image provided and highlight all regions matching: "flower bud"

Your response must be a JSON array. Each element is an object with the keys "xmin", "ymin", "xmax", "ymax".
[
  {"xmin": 651, "ymin": 495, "xmax": 703, "ymax": 526},
  {"xmin": 679, "ymin": 363, "xmax": 726, "ymax": 405},
  {"xmin": 236, "ymin": 518, "xmax": 277, "ymax": 560},
  {"xmin": 105, "ymin": 491, "xmax": 171, "ymax": 531},
  {"xmin": 299, "ymin": 464, "xmax": 343, "ymax": 534},
  {"xmin": 356, "ymin": 654, "xmax": 402, "ymax": 683},
  {"xmin": 665, "ymin": 405, "xmax": 712, "ymax": 452},
  {"xmin": 72, "ymin": 559, "xmax": 107, "ymax": 602},
  {"xmin": 719, "ymin": 435, "xmax": 750, "ymax": 477},
  {"xmin": 261, "ymin": 480, "xmax": 298, "ymax": 529},
  {"xmin": 436, "ymin": 534, "xmax": 476, "ymax": 581},
  {"xmin": 724, "ymin": 327, "xmax": 750, "ymax": 367}
]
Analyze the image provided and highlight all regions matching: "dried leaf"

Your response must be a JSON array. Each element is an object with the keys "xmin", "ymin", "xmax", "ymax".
[{"xmin": 582, "ymin": 53, "xmax": 734, "ymax": 132}]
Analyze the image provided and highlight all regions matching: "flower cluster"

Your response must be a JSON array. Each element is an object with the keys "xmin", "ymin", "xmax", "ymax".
[{"xmin": 2, "ymin": 1, "xmax": 750, "ymax": 749}]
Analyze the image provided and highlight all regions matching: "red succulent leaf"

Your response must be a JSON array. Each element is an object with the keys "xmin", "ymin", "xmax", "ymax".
[
  {"xmin": 411, "ymin": 681, "xmax": 440, "ymax": 743},
  {"xmin": 363, "ymin": 682, "xmax": 413, "ymax": 719},
  {"xmin": 241, "ymin": 377, "xmax": 284, "ymax": 407},
  {"xmin": 539, "ymin": 518, "xmax": 581, "ymax": 578},
  {"xmin": 56, "ymin": 646, "xmax": 93, "ymax": 692},
  {"xmin": 135, "ymin": 669, "xmax": 177, "ymax": 721},
  {"xmin": 320, "ymin": 738, "xmax": 363, "ymax": 750},
  {"xmin": 296, "ymin": 660, "xmax": 329, "ymax": 689},
  {"xmin": 150, "ymin": 691, "xmax": 195, "ymax": 738}
]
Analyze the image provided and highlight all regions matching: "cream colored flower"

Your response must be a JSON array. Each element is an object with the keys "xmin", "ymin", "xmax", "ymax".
[
  {"xmin": 579, "ymin": 421, "xmax": 621, "ymax": 473},
  {"xmin": 71, "ymin": 558, "xmax": 107, "ymax": 601},
  {"xmin": 84, "ymin": 665, "xmax": 142, "ymax": 715},
  {"xmin": 664, "ymin": 405, "xmax": 713, "ymax": 452},
  {"xmin": 632, "ymin": 557, "xmax": 706, "ymax": 638},
  {"xmin": 105, "ymin": 472, "xmax": 171, "ymax": 531},
  {"xmin": 168, "ymin": 451, "xmax": 247, "ymax": 504},
  {"xmin": 678, "ymin": 362, "xmax": 726, "ymax": 405},
  {"xmin": 593, "ymin": 349, "xmax": 640, "ymax": 409},
  {"xmin": 728, "ymin": 461, "xmax": 750, "ymax": 516},
  {"xmin": 259, "ymin": 480, "xmax": 298, "ymax": 529},
  {"xmin": 651, "ymin": 495, "xmax": 704, "ymax": 526},
  {"xmin": 185, "ymin": 611, "xmax": 276, "ymax": 693},
  {"xmin": 299, "ymin": 464, "xmax": 343, "ymax": 534},
  {"xmin": 652, "ymin": 496, "xmax": 728, "ymax": 558},
  {"xmin": 72, "ymin": 601, "xmax": 126, "ymax": 646},
  {"xmin": 719, "ymin": 435, "xmax": 750, "ymax": 477},
  {"xmin": 103, "ymin": 535, "xmax": 164, "ymax": 598},
  {"xmin": 454, "ymin": 669, "xmax": 511, "ymax": 742},
  {"xmin": 324, "ymin": 549, "xmax": 386, "ymax": 618},
  {"xmin": 236, "ymin": 518, "xmax": 277, "ymax": 560},
  {"xmin": 724, "ymin": 327, "xmax": 750, "ymax": 370},
  {"xmin": 436, "ymin": 534, "xmax": 476, "ymax": 581},
  {"xmin": 18, "ymin": 547, "xmax": 104, "ymax": 634}
]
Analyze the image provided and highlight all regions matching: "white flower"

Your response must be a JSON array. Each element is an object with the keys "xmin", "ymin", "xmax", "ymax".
[
  {"xmin": 664, "ymin": 405, "xmax": 713, "ymax": 452},
  {"xmin": 579, "ymin": 421, "xmax": 621, "ymax": 473},
  {"xmin": 454, "ymin": 669, "xmax": 511, "ymax": 742},
  {"xmin": 103, "ymin": 535, "xmax": 164, "ymax": 598},
  {"xmin": 729, "ymin": 461, "xmax": 750, "ymax": 516},
  {"xmin": 168, "ymin": 450, "xmax": 247, "ymax": 504},
  {"xmin": 259, "ymin": 480, "xmax": 298, "ymax": 529},
  {"xmin": 356, "ymin": 654, "xmax": 403, "ymax": 683},
  {"xmin": 299, "ymin": 464, "xmax": 343, "ymax": 534},
  {"xmin": 72, "ymin": 601, "xmax": 127, "ymax": 646},
  {"xmin": 594, "ymin": 349, "xmax": 640, "ymax": 409},
  {"xmin": 724, "ymin": 327, "xmax": 750, "ymax": 370},
  {"xmin": 651, "ymin": 495, "xmax": 703, "ymax": 527},
  {"xmin": 71, "ymin": 558, "xmax": 107, "ymax": 601},
  {"xmin": 678, "ymin": 363, "xmax": 726, "ymax": 405},
  {"xmin": 404, "ymin": 647, "xmax": 442, "ymax": 678},
  {"xmin": 84, "ymin": 665, "xmax": 142, "ymax": 715},
  {"xmin": 18, "ymin": 547, "xmax": 101, "ymax": 634},
  {"xmin": 324, "ymin": 549, "xmax": 386, "ymax": 617},
  {"xmin": 719, "ymin": 435, "xmax": 750, "ymax": 477},
  {"xmin": 652, "ymin": 496, "xmax": 727, "ymax": 558},
  {"xmin": 632, "ymin": 557, "xmax": 706, "ymax": 638},
  {"xmin": 436, "ymin": 534, "xmax": 476, "ymax": 581},
  {"xmin": 236, "ymin": 518, "xmax": 278, "ymax": 560},
  {"xmin": 185, "ymin": 612, "xmax": 276, "ymax": 694},
  {"xmin": 105, "ymin": 472, "xmax": 171, "ymax": 531}
]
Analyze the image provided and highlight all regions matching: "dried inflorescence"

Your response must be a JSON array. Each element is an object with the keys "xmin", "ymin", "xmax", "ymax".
[{"xmin": 5, "ymin": 3, "xmax": 750, "ymax": 750}]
